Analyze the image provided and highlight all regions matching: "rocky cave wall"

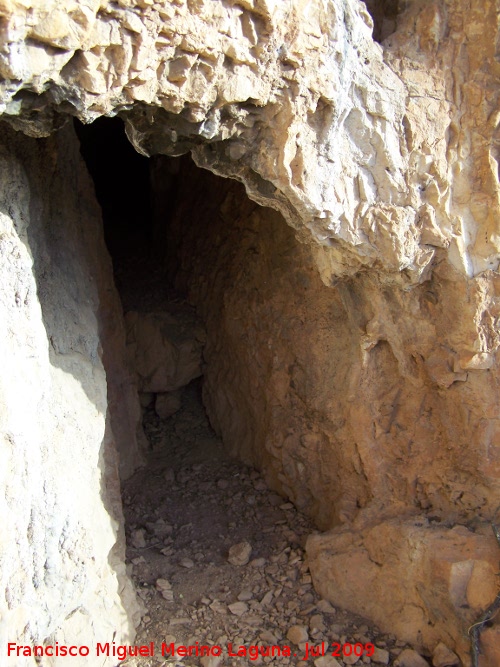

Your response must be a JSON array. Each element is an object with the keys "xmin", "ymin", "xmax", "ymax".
[
  {"xmin": 160, "ymin": 156, "xmax": 500, "ymax": 664},
  {"xmin": 0, "ymin": 0, "xmax": 500, "ymax": 665},
  {"xmin": 0, "ymin": 121, "xmax": 143, "ymax": 665}
]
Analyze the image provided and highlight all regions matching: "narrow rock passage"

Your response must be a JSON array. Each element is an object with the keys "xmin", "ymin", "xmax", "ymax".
[{"xmin": 120, "ymin": 382, "xmax": 419, "ymax": 667}]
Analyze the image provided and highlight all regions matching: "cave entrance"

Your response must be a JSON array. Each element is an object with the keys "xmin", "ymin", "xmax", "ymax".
[
  {"xmin": 72, "ymin": 115, "xmax": 336, "ymax": 652},
  {"xmin": 75, "ymin": 116, "xmax": 213, "ymax": 451},
  {"xmin": 74, "ymin": 115, "xmax": 181, "ymax": 303},
  {"xmin": 72, "ymin": 116, "xmax": 410, "ymax": 657}
]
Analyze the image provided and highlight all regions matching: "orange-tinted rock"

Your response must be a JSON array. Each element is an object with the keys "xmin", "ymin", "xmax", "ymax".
[
  {"xmin": 306, "ymin": 520, "xmax": 499, "ymax": 663},
  {"xmin": 0, "ymin": 0, "xmax": 499, "ymax": 663},
  {"xmin": 478, "ymin": 625, "xmax": 500, "ymax": 667}
]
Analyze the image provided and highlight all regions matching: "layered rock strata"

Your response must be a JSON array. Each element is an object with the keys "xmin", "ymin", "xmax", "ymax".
[{"xmin": 0, "ymin": 0, "xmax": 498, "ymax": 283}]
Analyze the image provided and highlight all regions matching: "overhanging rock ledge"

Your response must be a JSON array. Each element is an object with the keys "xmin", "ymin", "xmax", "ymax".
[{"xmin": 0, "ymin": 1, "xmax": 499, "ymax": 665}]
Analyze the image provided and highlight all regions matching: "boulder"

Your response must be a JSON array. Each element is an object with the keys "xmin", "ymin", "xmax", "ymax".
[{"xmin": 125, "ymin": 310, "xmax": 205, "ymax": 393}]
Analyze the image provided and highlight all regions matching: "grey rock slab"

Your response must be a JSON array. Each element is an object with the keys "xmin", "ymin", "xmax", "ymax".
[
  {"xmin": 228, "ymin": 601, "xmax": 249, "ymax": 616},
  {"xmin": 237, "ymin": 589, "xmax": 254, "ymax": 601},
  {"xmin": 371, "ymin": 646, "xmax": 390, "ymax": 664}
]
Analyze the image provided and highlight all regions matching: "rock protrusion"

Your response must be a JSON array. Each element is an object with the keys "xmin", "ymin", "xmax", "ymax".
[{"xmin": 125, "ymin": 309, "xmax": 206, "ymax": 393}]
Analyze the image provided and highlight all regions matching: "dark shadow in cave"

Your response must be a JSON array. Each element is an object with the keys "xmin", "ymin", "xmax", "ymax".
[
  {"xmin": 72, "ymin": 117, "xmax": 323, "ymax": 635},
  {"xmin": 363, "ymin": 0, "xmax": 401, "ymax": 43},
  {"xmin": 74, "ymin": 116, "xmax": 210, "ymax": 448},
  {"xmin": 74, "ymin": 117, "xmax": 152, "ymax": 253},
  {"xmin": 74, "ymin": 115, "xmax": 194, "ymax": 304}
]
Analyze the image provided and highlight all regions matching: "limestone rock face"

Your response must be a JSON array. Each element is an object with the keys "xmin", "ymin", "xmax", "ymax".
[
  {"xmin": 0, "ymin": 0, "xmax": 497, "ymax": 285},
  {"xmin": 307, "ymin": 520, "xmax": 499, "ymax": 659},
  {"xmin": 164, "ymin": 161, "xmax": 500, "ymax": 529},
  {"xmin": 1, "ymin": 0, "xmax": 500, "ymax": 666},
  {"xmin": 0, "ymin": 122, "xmax": 141, "ymax": 665}
]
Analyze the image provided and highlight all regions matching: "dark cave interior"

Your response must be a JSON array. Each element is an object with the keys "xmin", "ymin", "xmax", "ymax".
[
  {"xmin": 74, "ymin": 116, "xmax": 153, "ymax": 253},
  {"xmin": 74, "ymin": 115, "xmax": 220, "ymax": 461},
  {"xmin": 74, "ymin": 115, "xmax": 189, "ymax": 306},
  {"xmin": 364, "ymin": 0, "xmax": 401, "ymax": 43}
]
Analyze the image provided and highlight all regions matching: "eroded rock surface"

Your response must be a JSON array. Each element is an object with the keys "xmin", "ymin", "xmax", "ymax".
[
  {"xmin": 121, "ymin": 384, "xmax": 428, "ymax": 667},
  {"xmin": 125, "ymin": 308, "xmax": 206, "ymax": 393},
  {"xmin": 162, "ymin": 158, "xmax": 500, "ymax": 664},
  {"xmin": 0, "ymin": 121, "xmax": 142, "ymax": 665},
  {"xmin": 0, "ymin": 0, "xmax": 498, "ymax": 282},
  {"xmin": 0, "ymin": 0, "xmax": 499, "ymax": 665},
  {"xmin": 307, "ymin": 521, "xmax": 499, "ymax": 659}
]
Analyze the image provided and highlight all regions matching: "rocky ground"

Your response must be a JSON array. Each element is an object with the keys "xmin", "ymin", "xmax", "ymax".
[{"xmin": 119, "ymin": 381, "xmax": 440, "ymax": 667}]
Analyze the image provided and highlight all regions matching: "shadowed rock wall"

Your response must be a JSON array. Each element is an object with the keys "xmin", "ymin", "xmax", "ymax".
[
  {"xmin": 1, "ymin": 0, "xmax": 498, "ymax": 285},
  {"xmin": 0, "ymin": 122, "xmax": 142, "ymax": 666}
]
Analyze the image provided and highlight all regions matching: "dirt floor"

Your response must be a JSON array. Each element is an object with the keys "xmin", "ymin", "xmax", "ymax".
[{"xmin": 119, "ymin": 381, "xmax": 420, "ymax": 667}]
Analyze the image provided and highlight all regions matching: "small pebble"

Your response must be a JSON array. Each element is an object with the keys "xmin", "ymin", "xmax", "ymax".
[
  {"xmin": 130, "ymin": 529, "xmax": 146, "ymax": 549},
  {"xmin": 287, "ymin": 625, "xmax": 309, "ymax": 645},
  {"xmin": 371, "ymin": 646, "xmax": 390, "ymax": 664},
  {"xmin": 228, "ymin": 601, "xmax": 248, "ymax": 616},
  {"xmin": 237, "ymin": 589, "xmax": 253, "ymax": 601},
  {"xmin": 314, "ymin": 657, "xmax": 342, "ymax": 667},
  {"xmin": 228, "ymin": 541, "xmax": 252, "ymax": 566}
]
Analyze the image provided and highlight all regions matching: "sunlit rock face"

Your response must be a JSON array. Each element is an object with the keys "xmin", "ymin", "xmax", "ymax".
[
  {"xmin": 2, "ymin": 0, "xmax": 498, "ymax": 282},
  {"xmin": 0, "ymin": 122, "xmax": 142, "ymax": 667},
  {"xmin": 0, "ymin": 0, "xmax": 499, "ymax": 665}
]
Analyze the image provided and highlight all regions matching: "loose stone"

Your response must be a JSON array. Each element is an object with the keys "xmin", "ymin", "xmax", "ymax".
[
  {"xmin": 394, "ymin": 649, "xmax": 431, "ymax": 667},
  {"xmin": 228, "ymin": 541, "xmax": 252, "ymax": 566},
  {"xmin": 314, "ymin": 657, "xmax": 343, "ymax": 667},
  {"xmin": 431, "ymin": 643, "xmax": 460, "ymax": 667},
  {"xmin": 286, "ymin": 625, "xmax": 309, "ymax": 645},
  {"xmin": 228, "ymin": 601, "xmax": 248, "ymax": 616},
  {"xmin": 371, "ymin": 646, "xmax": 390, "ymax": 664}
]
